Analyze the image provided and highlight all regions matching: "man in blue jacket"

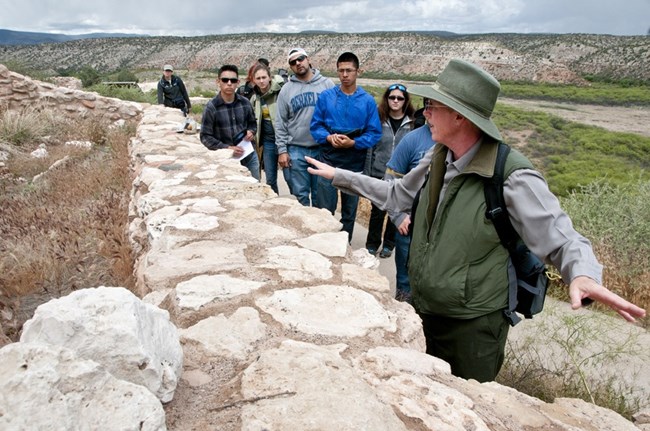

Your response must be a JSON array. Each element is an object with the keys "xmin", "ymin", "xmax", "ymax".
[{"xmin": 310, "ymin": 52, "xmax": 381, "ymax": 241}]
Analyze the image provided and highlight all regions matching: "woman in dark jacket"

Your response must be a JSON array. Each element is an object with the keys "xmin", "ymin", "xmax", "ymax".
[{"xmin": 363, "ymin": 83, "xmax": 414, "ymax": 257}]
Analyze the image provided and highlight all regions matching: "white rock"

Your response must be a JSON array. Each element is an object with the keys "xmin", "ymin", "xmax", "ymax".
[
  {"xmin": 0, "ymin": 343, "xmax": 166, "ymax": 431},
  {"xmin": 20, "ymin": 286, "xmax": 183, "ymax": 403},
  {"xmin": 259, "ymin": 245, "xmax": 333, "ymax": 281},
  {"xmin": 256, "ymin": 285, "xmax": 395, "ymax": 337},
  {"xmin": 240, "ymin": 340, "xmax": 407, "ymax": 430},
  {"xmin": 181, "ymin": 307, "xmax": 266, "ymax": 360},
  {"xmin": 175, "ymin": 274, "xmax": 264, "ymax": 310},
  {"xmin": 293, "ymin": 231, "xmax": 349, "ymax": 257}
]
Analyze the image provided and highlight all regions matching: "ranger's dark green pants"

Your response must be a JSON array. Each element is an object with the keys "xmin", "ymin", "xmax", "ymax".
[{"xmin": 418, "ymin": 309, "xmax": 510, "ymax": 382}]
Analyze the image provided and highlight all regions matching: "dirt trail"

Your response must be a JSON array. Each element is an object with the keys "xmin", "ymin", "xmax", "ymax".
[{"xmin": 499, "ymin": 98, "xmax": 650, "ymax": 137}]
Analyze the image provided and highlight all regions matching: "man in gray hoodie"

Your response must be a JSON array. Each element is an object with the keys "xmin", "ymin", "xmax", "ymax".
[{"xmin": 275, "ymin": 48, "xmax": 334, "ymax": 206}]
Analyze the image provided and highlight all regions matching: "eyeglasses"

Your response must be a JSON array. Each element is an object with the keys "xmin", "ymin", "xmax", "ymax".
[
  {"xmin": 388, "ymin": 95, "xmax": 405, "ymax": 101},
  {"xmin": 425, "ymin": 100, "xmax": 450, "ymax": 112},
  {"xmin": 220, "ymin": 77, "xmax": 239, "ymax": 84},
  {"xmin": 289, "ymin": 55, "xmax": 306, "ymax": 66},
  {"xmin": 388, "ymin": 83, "xmax": 406, "ymax": 92},
  {"xmin": 337, "ymin": 68, "xmax": 357, "ymax": 74}
]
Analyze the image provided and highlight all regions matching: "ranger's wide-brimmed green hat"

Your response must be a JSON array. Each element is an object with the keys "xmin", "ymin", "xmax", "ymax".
[{"xmin": 409, "ymin": 59, "xmax": 502, "ymax": 141}]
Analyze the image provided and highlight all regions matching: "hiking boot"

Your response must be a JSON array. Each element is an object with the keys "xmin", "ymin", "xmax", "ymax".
[
  {"xmin": 379, "ymin": 247, "xmax": 393, "ymax": 258},
  {"xmin": 367, "ymin": 247, "xmax": 378, "ymax": 256}
]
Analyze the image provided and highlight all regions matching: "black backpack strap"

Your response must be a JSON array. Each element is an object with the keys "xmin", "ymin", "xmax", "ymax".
[{"xmin": 484, "ymin": 142, "xmax": 522, "ymax": 326}]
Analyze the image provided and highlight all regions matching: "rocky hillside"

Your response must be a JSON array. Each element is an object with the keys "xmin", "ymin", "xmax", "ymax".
[{"xmin": 0, "ymin": 32, "xmax": 648, "ymax": 83}]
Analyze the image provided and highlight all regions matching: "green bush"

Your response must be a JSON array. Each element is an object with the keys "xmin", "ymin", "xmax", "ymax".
[
  {"xmin": 77, "ymin": 66, "xmax": 101, "ymax": 88},
  {"xmin": 89, "ymin": 84, "xmax": 155, "ymax": 104}
]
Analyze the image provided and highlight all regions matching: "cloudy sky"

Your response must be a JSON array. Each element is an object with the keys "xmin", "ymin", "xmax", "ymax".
[{"xmin": 1, "ymin": 0, "xmax": 649, "ymax": 37}]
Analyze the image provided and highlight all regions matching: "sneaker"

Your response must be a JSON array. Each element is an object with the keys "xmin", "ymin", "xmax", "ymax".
[
  {"xmin": 379, "ymin": 247, "xmax": 393, "ymax": 258},
  {"xmin": 367, "ymin": 247, "xmax": 378, "ymax": 256}
]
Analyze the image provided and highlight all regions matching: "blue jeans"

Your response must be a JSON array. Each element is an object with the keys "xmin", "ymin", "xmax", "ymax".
[
  {"xmin": 394, "ymin": 231, "xmax": 411, "ymax": 295},
  {"xmin": 263, "ymin": 141, "xmax": 292, "ymax": 194},
  {"xmin": 287, "ymin": 145, "xmax": 320, "ymax": 206},
  {"xmin": 241, "ymin": 151, "xmax": 260, "ymax": 181},
  {"xmin": 316, "ymin": 176, "xmax": 359, "ymax": 242}
]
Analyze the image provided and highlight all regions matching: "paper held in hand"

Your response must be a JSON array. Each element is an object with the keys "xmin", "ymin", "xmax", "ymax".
[{"xmin": 232, "ymin": 140, "xmax": 254, "ymax": 161}]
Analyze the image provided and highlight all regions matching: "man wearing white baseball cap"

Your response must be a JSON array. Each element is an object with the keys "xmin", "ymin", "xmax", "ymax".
[
  {"xmin": 274, "ymin": 48, "xmax": 334, "ymax": 206},
  {"xmin": 305, "ymin": 58, "xmax": 646, "ymax": 382}
]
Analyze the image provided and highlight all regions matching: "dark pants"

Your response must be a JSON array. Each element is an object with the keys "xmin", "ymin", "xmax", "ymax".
[
  {"xmin": 418, "ymin": 309, "xmax": 509, "ymax": 382},
  {"xmin": 365, "ymin": 202, "xmax": 396, "ymax": 251}
]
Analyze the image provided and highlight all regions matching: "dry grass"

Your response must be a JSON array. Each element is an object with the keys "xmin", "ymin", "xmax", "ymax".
[{"xmin": 0, "ymin": 108, "xmax": 137, "ymax": 340}]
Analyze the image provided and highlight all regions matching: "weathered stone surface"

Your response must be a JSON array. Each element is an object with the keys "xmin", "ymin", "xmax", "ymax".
[
  {"xmin": 293, "ymin": 231, "xmax": 349, "ymax": 257},
  {"xmin": 258, "ymin": 245, "xmax": 333, "ymax": 281},
  {"xmin": 0, "ymin": 66, "xmax": 142, "ymax": 121},
  {"xmin": 175, "ymin": 274, "xmax": 265, "ymax": 311},
  {"xmin": 240, "ymin": 340, "xmax": 408, "ymax": 431},
  {"xmin": 20, "ymin": 287, "xmax": 183, "ymax": 403},
  {"xmin": 180, "ymin": 307, "xmax": 266, "ymax": 360},
  {"xmin": 256, "ymin": 285, "xmax": 395, "ymax": 337},
  {"xmin": 0, "ymin": 343, "xmax": 166, "ymax": 431}
]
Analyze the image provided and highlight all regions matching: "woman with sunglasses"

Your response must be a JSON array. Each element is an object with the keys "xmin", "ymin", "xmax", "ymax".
[{"xmin": 363, "ymin": 83, "xmax": 415, "ymax": 259}]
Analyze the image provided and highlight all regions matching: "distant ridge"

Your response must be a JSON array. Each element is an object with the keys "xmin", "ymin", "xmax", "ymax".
[{"xmin": 0, "ymin": 28, "xmax": 146, "ymax": 46}]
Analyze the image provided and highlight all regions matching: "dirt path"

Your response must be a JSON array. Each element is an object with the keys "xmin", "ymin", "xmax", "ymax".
[{"xmin": 499, "ymin": 98, "xmax": 650, "ymax": 137}]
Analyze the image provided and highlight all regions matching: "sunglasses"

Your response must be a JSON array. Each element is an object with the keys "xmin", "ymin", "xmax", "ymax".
[
  {"xmin": 220, "ymin": 77, "xmax": 239, "ymax": 84},
  {"xmin": 289, "ymin": 55, "xmax": 306, "ymax": 66},
  {"xmin": 388, "ymin": 83, "xmax": 407, "ymax": 92},
  {"xmin": 388, "ymin": 95, "xmax": 405, "ymax": 101}
]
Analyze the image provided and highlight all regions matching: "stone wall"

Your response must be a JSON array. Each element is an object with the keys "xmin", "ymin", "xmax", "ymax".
[
  {"xmin": 0, "ymin": 64, "xmax": 142, "ymax": 122},
  {"xmin": 126, "ymin": 106, "xmax": 643, "ymax": 430}
]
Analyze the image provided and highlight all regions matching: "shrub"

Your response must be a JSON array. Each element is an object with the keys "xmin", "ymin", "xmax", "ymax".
[
  {"xmin": 77, "ymin": 65, "xmax": 101, "ymax": 88},
  {"xmin": 0, "ymin": 108, "xmax": 59, "ymax": 147}
]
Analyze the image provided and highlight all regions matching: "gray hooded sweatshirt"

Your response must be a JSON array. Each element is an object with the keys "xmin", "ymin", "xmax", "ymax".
[{"xmin": 274, "ymin": 69, "xmax": 334, "ymax": 154}]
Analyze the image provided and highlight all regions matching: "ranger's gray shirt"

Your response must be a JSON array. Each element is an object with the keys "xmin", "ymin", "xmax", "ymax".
[{"xmin": 332, "ymin": 141, "xmax": 603, "ymax": 285}]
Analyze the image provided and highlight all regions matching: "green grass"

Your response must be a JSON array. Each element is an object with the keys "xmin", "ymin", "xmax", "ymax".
[
  {"xmin": 492, "ymin": 104, "xmax": 650, "ymax": 196},
  {"xmin": 501, "ymin": 81, "xmax": 650, "ymax": 106}
]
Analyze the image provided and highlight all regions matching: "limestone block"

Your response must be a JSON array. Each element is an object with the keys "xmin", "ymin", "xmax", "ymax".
[
  {"xmin": 0, "ymin": 343, "xmax": 166, "ymax": 431},
  {"xmin": 552, "ymin": 397, "xmax": 640, "ymax": 431},
  {"xmin": 141, "ymin": 240, "xmax": 248, "ymax": 289},
  {"xmin": 175, "ymin": 274, "xmax": 265, "ymax": 311},
  {"xmin": 240, "ymin": 340, "xmax": 407, "ymax": 430},
  {"xmin": 259, "ymin": 245, "xmax": 333, "ymax": 281},
  {"xmin": 293, "ymin": 231, "xmax": 349, "ymax": 257},
  {"xmin": 180, "ymin": 307, "xmax": 266, "ymax": 359},
  {"xmin": 20, "ymin": 286, "xmax": 183, "ymax": 403},
  {"xmin": 341, "ymin": 263, "xmax": 390, "ymax": 292},
  {"xmin": 256, "ymin": 285, "xmax": 395, "ymax": 337}
]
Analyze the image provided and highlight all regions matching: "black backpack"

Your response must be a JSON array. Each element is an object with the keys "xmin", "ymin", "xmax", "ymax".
[
  {"xmin": 484, "ymin": 142, "xmax": 549, "ymax": 326},
  {"xmin": 409, "ymin": 143, "xmax": 549, "ymax": 326}
]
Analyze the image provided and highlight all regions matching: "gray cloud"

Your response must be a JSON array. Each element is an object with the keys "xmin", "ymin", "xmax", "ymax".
[{"xmin": 1, "ymin": 0, "xmax": 648, "ymax": 36}]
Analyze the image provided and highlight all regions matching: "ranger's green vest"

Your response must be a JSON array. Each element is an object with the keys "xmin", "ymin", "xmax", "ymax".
[{"xmin": 409, "ymin": 139, "xmax": 534, "ymax": 319}]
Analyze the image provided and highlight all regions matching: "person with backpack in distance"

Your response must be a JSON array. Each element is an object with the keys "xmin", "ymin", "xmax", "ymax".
[
  {"xmin": 363, "ymin": 83, "xmax": 414, "ymax": 258},
  {"xmin": 305, "ymin": 59, "xmax": 646, "ymax": 382},
  {"xmin": 157, "ymin": 64, "xmax": 191, "ymax": 116}
]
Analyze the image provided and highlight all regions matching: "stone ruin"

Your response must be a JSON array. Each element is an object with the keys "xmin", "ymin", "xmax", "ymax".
[{"xmin": 0, "ymin": 68, "xmax": 647, "ymax": 430}]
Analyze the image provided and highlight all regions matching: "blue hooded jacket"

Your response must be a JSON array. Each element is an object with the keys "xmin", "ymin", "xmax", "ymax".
[{"xmin": 310, "ymin": 85, "xmax": 381, "ymax": 172}]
